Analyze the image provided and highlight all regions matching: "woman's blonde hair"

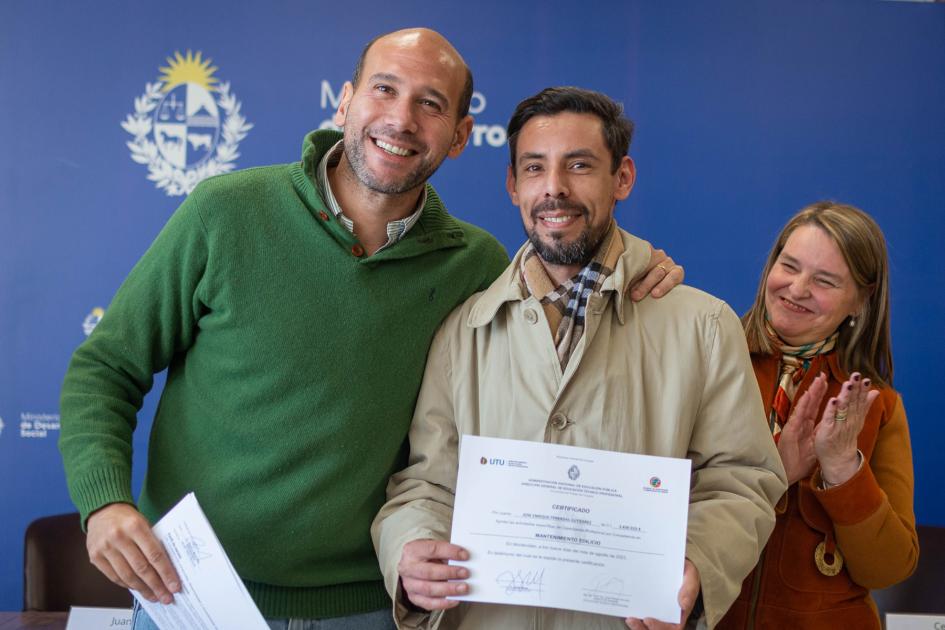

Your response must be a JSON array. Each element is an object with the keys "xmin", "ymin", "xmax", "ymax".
[{"xmin": 742, "ymin": 201, "xmax": 893, "ymax": 386}]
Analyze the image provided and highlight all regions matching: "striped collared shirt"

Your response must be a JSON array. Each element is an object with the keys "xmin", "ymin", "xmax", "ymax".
[{"xmin": 316, "ymin": 140, "xmax": 426, "ymax": 252}]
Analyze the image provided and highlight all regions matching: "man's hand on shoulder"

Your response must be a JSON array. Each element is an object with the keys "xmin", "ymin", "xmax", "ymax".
[
  {"xmin": 625, "ymin": 559, "xmax": 701, "ymax": 629},
  {"xmin": 86, "ymin": 503, "xmax": 181, "ymax": 604},
  {"xmin": 398, "ymin": 539, "xmax": 470, "ymax": 612},
  {"xmin": 630, "ymin": 246, "xmax": 684, "ymax": 301}
]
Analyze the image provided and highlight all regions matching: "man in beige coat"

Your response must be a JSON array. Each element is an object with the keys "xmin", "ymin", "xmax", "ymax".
[{"xmin": 372, "ymin": 87, "xmax": 787, "ymax": 629}]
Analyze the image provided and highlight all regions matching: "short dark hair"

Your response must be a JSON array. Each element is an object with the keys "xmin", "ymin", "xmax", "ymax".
[
  {"xmin": 507, "ymin": 86, "xmax": 635, "ymax": 174},
  {"xmin": 351, "ymin": 34, "xmax": 475, "ymax": 119}
]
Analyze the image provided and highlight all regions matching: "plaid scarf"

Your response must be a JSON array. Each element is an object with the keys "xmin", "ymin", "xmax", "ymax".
[
  {"xmin": 765, "ymin": 321, "xmax": 838, "ymax": 442},
  {"xmin": 520, "ymin": 223, "xmax": 623, "ymax": 369}
]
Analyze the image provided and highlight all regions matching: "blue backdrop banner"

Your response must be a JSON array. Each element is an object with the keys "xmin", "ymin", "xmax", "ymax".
[{"xmin": 1, "ymin": 0, "xmax": 943, "ymax": 613}]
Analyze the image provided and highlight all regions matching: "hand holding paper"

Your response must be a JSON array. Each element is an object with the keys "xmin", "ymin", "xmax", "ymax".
[
  {"xmin": 624, "ymin": 559, "xmax": 700, "ymax": 629},
  {"xmin": 446, "ymin": 435, "xmax": 692, "ymax": 623},
  {"xmin": 86, "ymin": 503, "xmax": 181, "ymax": 604},
  {"xmin": 398, "ymin": 539, "xmax": 470, "ymax": 611},
  {"xmin": 131, "ymin": 493, "xmax": 268, "ymax": 630}
]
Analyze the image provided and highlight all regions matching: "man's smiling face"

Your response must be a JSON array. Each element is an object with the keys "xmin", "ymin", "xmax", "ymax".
[
  {"xmin": 333, "ymin": 30, "xmax": 472, "ymax": 196},
  {"xmin": 507, "ymin": 111, "xmax": 634, "ymax": 274}
]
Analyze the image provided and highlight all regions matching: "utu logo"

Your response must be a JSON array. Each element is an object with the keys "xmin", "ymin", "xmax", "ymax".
[{"xmin": 489, "ymin": 458, "xmax": 505, "ymax": 466}]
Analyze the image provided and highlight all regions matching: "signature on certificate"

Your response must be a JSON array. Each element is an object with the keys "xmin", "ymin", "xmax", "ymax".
[
  {"xmin": 584, "ymin": 574, "xmax": 626, "ymax": 595},
  {"xmin": 495, "ymin": 568, "xmax": 545, "ymax": 597},
  {"xmin": 181, "ymin": 534, "xmax": 213, "ymax": 566}
]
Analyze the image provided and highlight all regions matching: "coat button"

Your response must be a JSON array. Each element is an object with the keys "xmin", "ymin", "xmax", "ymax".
[
  {"xmin": 550, "ymin": 412, "xmax": 569, "ymax": 430},
  {"xmin": 524, "ymin": 308, "xmax": 539, "ymax": 324},
  {"xmin": 351, "ymin": 244, "xmax": 364, "ymax": 257},
  {"xmin": 318, "ymin": 211, "xmax": 329, "ymax": 221}
]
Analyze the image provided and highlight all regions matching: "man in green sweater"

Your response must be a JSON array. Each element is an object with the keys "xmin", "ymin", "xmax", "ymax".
[{"xmin": 59, "ymin": 28, "xmax": 680, "ymax": 629}]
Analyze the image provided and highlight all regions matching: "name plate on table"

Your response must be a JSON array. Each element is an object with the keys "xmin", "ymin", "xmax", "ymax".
[
  {"xmin": 65, "ymin": 607, "xmax": 132, "ymax": 629},
  {"xmin": 886, "ymin": 613, "xmax": 945, "ymax": 630},
  {"xmin": 448, "ymin": 435, "xmax": 691, "ymax": 623}
]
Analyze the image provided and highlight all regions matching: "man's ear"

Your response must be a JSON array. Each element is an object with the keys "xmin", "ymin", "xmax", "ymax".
[
  {"xmin": 332, "ymin": 81, "xmax": 355, "ymax": 127},
  {"xmin": 614, "ymin": 156, "xmax": 636, "ymax": 201},
  {"xmin": 447, "ymin": 115, "xmax": 474, "ymax": 159},
  {"xmin": 505, "ymin": 164, "xmax": 519, "ymax": 206}
]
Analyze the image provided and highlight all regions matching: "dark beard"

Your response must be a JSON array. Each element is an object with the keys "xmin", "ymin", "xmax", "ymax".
[
  {"xmin": 525, "ymin": 199, "xmax": 602, "ymax": 267},
  {"xmin": 343, "ymin": 128, "xmax": 441, "ymax": 195}
]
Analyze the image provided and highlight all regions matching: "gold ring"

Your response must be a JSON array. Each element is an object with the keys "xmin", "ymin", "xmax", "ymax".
[
  {"xmin": 657, "ymin": 263, "xmax": 670, "ymax": 276},
  {"xmin": 835, "ymin": 407, "xmax": 849, "ymax": 422}
]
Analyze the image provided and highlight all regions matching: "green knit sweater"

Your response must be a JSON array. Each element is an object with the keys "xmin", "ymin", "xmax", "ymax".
[{"xmin": 59, "ymin": 130, "xmax": 509, "ymax": 619}]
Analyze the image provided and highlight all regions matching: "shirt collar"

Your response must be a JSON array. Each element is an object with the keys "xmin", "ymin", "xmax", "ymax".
[{"xmin": 316, "ymin": 140, "xmax": 426, "ymax": 250}]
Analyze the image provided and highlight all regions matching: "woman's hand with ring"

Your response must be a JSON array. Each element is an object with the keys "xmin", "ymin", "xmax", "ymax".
[{"xmin": 814, "ymin": 372, "xmax": 879, "ymax": 486}]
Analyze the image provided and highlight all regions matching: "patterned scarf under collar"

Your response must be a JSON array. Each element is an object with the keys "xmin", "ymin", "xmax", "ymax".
[
  {"xmin": 520, "ymin": 222, "xmax": 623, "ymax": 369},
  {"xmin": 766, "ymin": 320, "xmax": 838, "ymax": 442}
]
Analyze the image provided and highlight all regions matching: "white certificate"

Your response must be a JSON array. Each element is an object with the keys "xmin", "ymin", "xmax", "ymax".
[
  {"xmin": 131, "ymin": 492, "xmax": 269, "ymax": 630},
  {"xmin": 449, "ymin": 435, "xmax": 691, "ymax": 623}
]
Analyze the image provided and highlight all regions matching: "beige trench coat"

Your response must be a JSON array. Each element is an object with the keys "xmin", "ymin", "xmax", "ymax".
[{"xmin": 373, "ymin": 229, "xmax": 787, "ymax": 629}]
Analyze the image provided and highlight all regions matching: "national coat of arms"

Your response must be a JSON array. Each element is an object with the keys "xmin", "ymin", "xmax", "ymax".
[{"xmin": 122, "ymin": 50, "xmax": 253, "ymax": 196}]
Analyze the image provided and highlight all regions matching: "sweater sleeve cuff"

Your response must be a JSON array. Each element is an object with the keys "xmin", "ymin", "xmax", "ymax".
[
  {"xmin": 67, "ymin": 467, "xmax": 135, "ymax": 529},
  {"xmin": 811, "ymin": 460, "xmax": 883, "ymax": 526}
]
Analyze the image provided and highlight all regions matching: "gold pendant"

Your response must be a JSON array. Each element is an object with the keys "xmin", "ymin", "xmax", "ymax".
[{"xmin": 814, "ymin": 541, "xmax": 844, "ymax": 576}]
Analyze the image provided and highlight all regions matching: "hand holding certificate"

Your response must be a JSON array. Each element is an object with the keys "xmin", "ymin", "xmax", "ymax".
[
  {"xmin": 398, "ymin": 539, "xmax": 472, "ymax": 611},
  {"xmin": 131, "ymin": 493, "xmax": 269, "ymax": 630},
  {"xmin": 442, "ymin": 435, "xmax": 693, "ymax": 624}
]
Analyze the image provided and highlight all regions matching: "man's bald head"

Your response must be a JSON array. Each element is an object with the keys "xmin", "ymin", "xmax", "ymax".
[{"xmin": 352, "ymin": 28, "xmax": 474, "ymax": 119}]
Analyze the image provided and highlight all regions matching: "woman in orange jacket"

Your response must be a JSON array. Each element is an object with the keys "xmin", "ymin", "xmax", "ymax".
[{"xmin": 718, "ymin": 201, "xmax": 918, "ymax": 629}]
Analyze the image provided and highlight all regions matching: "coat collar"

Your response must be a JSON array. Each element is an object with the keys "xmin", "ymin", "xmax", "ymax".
[{"xmin": 466, "ymin": 226, "xmax": 653, "ymax": 328}]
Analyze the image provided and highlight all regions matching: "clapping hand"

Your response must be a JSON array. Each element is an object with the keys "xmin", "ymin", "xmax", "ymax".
[
  {"xmin": 777, "ymin": 372, "xmax": 828, "ymax": 484},
  {"xmin": 815, "ymin": 372, "xmax": 879, "ymax": 486}
]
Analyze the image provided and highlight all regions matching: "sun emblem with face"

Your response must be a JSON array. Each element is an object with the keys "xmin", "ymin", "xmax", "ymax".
[{"xmin": 122, "ymin": 50, "xmax": 253, "ymax": 196}]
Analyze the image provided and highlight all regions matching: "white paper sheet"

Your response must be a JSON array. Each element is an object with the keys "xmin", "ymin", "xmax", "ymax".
[
  {"xmin": 65, "ymin": 606, "xmax": 132, "ymax": 629},
  {"xmin": 131, "ymin": 492, "xmax": 268, "ymax": 630},
  {"xmin": 449, "ymin": 435, "xmax": 691, "ymax": 623}
]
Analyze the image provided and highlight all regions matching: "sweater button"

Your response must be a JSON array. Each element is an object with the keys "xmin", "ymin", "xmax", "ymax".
[
  {"xmin": 318, "ymin": 211, "xmax": 329, "ymax": 221},
  {"xmin": 550, "ymin": 412, "xmax": 569, "ymax": 430},
  {"xmin": 351, "ymin": 244, "xmax": 365, "ymax": 257},
  {"xmin": 524, "ymin": 308, "xmax": 538, "ymax": 324}
]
